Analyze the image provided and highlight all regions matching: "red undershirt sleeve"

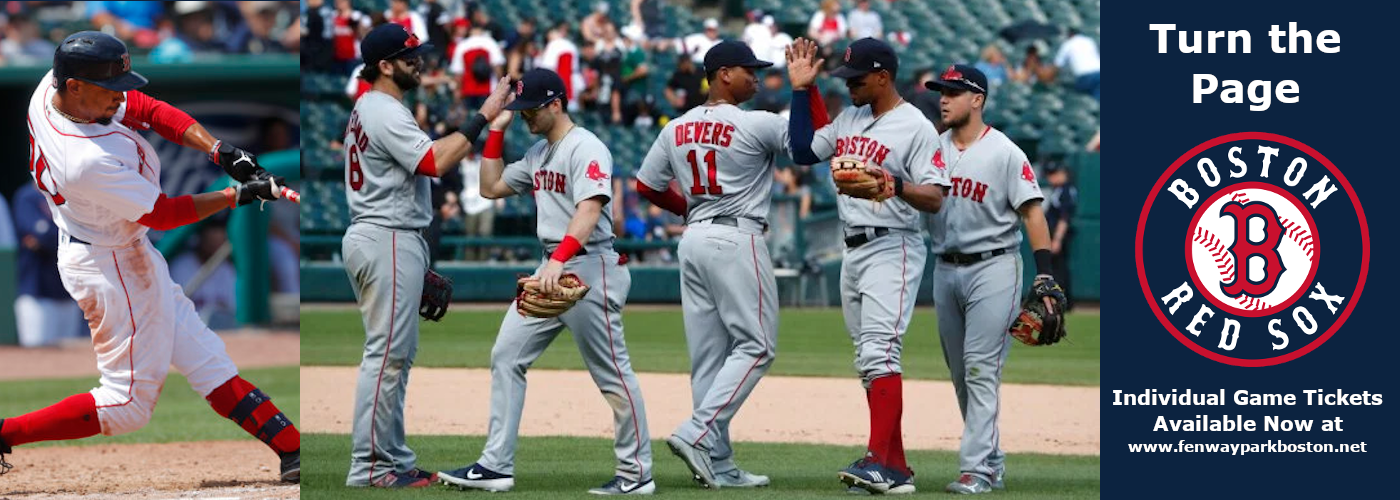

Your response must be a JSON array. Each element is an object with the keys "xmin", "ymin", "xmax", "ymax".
[
  {"xmin": 135, "ymin": 194, "xmax": 200, "ymax": 230},
  {"xmin": 635, "ymin": 179, "xmax": 688, "ymax": 218},
  {"xmin": 121, "ymin": 90, "xmax": 197, "ymax": 145}
]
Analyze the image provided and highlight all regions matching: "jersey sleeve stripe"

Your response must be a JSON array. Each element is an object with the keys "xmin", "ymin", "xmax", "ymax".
[{"xmin": 415, "ymin": 148, "xmax": 437, "ymax": 177}]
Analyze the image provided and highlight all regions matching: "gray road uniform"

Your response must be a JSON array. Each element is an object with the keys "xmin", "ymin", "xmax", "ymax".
[
  {"xmin": 926, "ymin": 126, "xmax": 1043, "ymax": 481},
  {"xmin": 635, "ymin": 104, "xmax": 784, "ymax": 473},
  {"xmin": 342, "ymin": 90, "xmax": 435, "ymax": 486},
  {"xmin": 476, "ymin": 126, "xmax": 653, "ymax": 482},
  {"xmin": 810, "ymin": 103, "xmax": 947, "ymax": 386}
]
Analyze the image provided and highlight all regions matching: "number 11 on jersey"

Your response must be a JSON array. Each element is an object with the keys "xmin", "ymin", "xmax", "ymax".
[{"xmin": 687, "ymin": 149, "xmax": 722, "ymax": 195}]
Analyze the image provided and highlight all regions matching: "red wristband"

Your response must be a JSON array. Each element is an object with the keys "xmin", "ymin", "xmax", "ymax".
[
  {"xmin": 221, "ymin": 187, "xmax": 237, "ymax": 209},
  {"xmin": 483, "ymin": 130, "xmax": 505, "ymax": 159},
  {"xmin": 550, "ymin": 235, "xmax": 583, "ymax": 263}
]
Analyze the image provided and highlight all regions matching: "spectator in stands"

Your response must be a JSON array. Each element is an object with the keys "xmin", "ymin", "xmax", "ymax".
[
  {"xmin": 417, "ymin": 0, "xmax": 451, "ymax": 61},
  {"xmin": 170, "ymin": 1, "xmax": 222, "ymax": 53},
  {"xmin": 1049, "ymin": 28, "xmax": 1100, "ymax": 101},
  {"xmin": 505, "ymin": 17, "xmax": 537, "ymax": 52},
  {"xmin": 229, "ymin": 1, "xmax": 294, "ymax": 54},
  {"xmin": 538, "ymin": 21, "xmax": 583, "ymax": 111},
  {"xmin": 450, "ymin": 23, "xmax": 507, "ymax": 108},
  {"xmin": 753, "ymin": 69, "xmax": 790, "ymax": 114},
  {"xmin": 847, "ymin": 0, "xmax": 883, "ymax": 40},
  {"xmin": 634, "ymin": 0, "xmax": 666, "ymax": 42},
  {"xmin": 507, "ymin": 36, "xmax": 540, "ymax": 80},
  {"xmin": 169, "ymin": 221, "xmax": 239, "ymax": 330},
  {"xmin": 1011, "ymin": 44, "xmax": 1047, "ymax": 85},
  {"xmin": 594, "ymin": 24, "xmax": 627, "ymax": 124},
  {"xmin": 746, "ymin": 15, "xmax": 791, "ymax": 69},
  {"xmin": 87, "ymin": 0, "xmax": 163, "ymax": 48},
  {"xmin": 385, "ymin": 0, "xmax": 428, "ymax": 43},
  {"xmin": 665, "ymin": 54, "xmax": 706, "ymax": 114},
  {"xmin": 1043, "ymin": 162, "xmax": 1078, "ymax": 310},
  {"xmin": 773, "ymin": 165, "xmax": 814, "ymax": 219},
  {"xmin": 330, "ymin": 0, "xmax": 371, "ymax": 74},
  {"xmin": 677, "ymin": 18, "xmax": 723, "ymax": 65},
  {"xmin": 470, "ymin": 4, "xmax": 508, "ymax": 44},
  {"xmin": 1, "ymin": 13, "xmax": 56, "ymax": 65},
  {"xmin": 459, "ymin": 151, "xmax": 502, "ymax": 261},
  {"xmin": 12, "ymin": 184, "xmax": 85, "ymax": 347},
  {"xmin": 429, "ymin": 167, "xmax": 464, "ymax": 264},
  {"xmin": 346, "ymin": 62, "xmax": 371, "ymax": 100},
  {"xmin": 808, "ymin": 0, "xmax": 847, "ymax": 49},
  {"xmin": 974, "ymin": 44, "xmax": 1011, "ymax": 87},
  {"xmin": 619, "ymin": 34, "xmax": 653, "ymax": 125},
  {"xmin": 903, "ymin": 67, "xmax": 943, "ymax": 131},
  {"xmin": 301, "ymin": 0, "xmax": 336, "ymax": 71},
  {"xmin": 581, "ymin": 1, "xmax": 612, "ymax": 44},
  {"xmin": 742, "ymin": 10, "xmax": 768, "ymax": 50}
]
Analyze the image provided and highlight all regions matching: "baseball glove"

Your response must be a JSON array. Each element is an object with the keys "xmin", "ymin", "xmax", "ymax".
[
  {"xmin": 420, "ymin": 269, "xmax": 453, "ymax": 321},
  {"xmin": 831, "ymin": 156, "xmax": 896, "ymax": 201},
  {"xmin": 1009, "ymin": 275, "xmax": 1068, "ymax": 346},
  {"xmin": 516, "ymin": 273, "xmax": 591, "ymax": 318}
]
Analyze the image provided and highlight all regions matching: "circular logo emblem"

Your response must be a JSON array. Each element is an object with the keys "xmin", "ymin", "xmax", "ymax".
[{"xmin": 1136, "ymin": 132, "xmax": 1368, "ymax": 366}]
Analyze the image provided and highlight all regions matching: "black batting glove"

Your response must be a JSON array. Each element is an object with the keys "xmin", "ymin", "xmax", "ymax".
[{"xmin": 209, "ymin": 140, "xmax": 267, "ymax": 183}]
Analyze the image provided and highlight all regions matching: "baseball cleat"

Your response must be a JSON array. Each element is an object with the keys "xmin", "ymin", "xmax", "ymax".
[
  {"xmin": 991, "ymin": 470, "xmax": 1005, "ymax": 490},
  {"xmin": 587, "ymin": 476, "xmax": 656, "ymax": 495},
  {"xmin": 846, "ymin": 486, "xmax": 872, "ymax": 495},
  {"xmin": 838, "ymin": 457, "xmax": 897, "ymax": 494},
  {"xmin": 0, "ymin": 419, "xmax": 12, "ymax": 477},
  {"xmin": 713, "ymin": 468, "xmax": 770, "ymax": 487},
  {"xmin": 278, "ymin": 450, "xmax": 300, "ymax": 483},
  {"xmin": 887, "ymin": 467, "xmax": 915, "ymax": 495},
  {"xmin": 404, "ymin": 468, "xmax": 438, "ymax": 482},
  {"xmin": 666, "ymin": 435, "xmax": 719, "ymax": 489},
  {"xmin": 371, "ymin": 471, "xmax": 432, "ymax": 488},
  {"xmin": 945, "ymin": 473, "xmax": 993, "ymax": 494},
  {"xmin": 439, "ymin": 463, "xmax": 515, "ymax": 492}
]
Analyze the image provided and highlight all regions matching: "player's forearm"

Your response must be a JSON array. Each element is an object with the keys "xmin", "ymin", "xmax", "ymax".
[
  {"xmin": 135, "ymin": 191, "xmax": 230, "ymax": 230},
  {"xmin": 478, "ymin": 129, "xmax": 515, "ymax": 198},
  {"xmin": 635, "ymin": 179, "xmax": 687, "ymax": 217},
  {"xmin": 788, "ymin": 89, "xmax": 823, "ymax": 164},
  {"xmin": 1020, "ymin": 202, "xmax": 1052, "ymax": 251},
  {"xmin": 193, "ymin": 191, "xmax": 236, "ymax": 220},
  {"xmin": 551, "ymin": 198, "xmax": 604, "ymax": 263},
  {"xmin": 182, "ymin": 123, "xmax": 218, "ymax": 155},
  {"xmin": 899, "ymin": 182, "xmax": 945, "ymax": 213},
  {"xmin": 430, "ymin": 132, "xmax": 472, "ymax": 175}
]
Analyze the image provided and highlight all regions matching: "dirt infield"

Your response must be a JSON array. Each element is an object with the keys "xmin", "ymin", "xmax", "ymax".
[
  {"xmin": 0, "ymin": 441, "xmax": 297, "ymax": 499},
  {"xmin": 301, "ymin": 366, "xmax": 1100, "ymax": 455},
  {"xmin": 0, "ymin": 330, "xmax": 300, "ymax": 381}
]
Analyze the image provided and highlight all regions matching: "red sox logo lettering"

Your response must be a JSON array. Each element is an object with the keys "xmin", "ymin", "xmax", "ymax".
[
  {"xmin": 1137, "ymin": 132, "xmax": 1368, "ymax": 366},
  {"xmin": 585, "ymin": 160, "xmax": 609, "ymax": 181}
]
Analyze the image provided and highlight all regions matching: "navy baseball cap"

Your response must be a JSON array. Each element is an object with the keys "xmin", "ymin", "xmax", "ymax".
[
  {"xmin": 361, "ymin": 23, "xmax": 432, "ymax": 66},
  {"xmin": 925, "ymin": 64, "xmax": 989, "ymax": 95},
  {"xmin": 53, "ymin": 31, "xmax": 147, "ymax": 91},
  {"xmin": 831, "ymin": 38, "xmax": 898, "ymax": 79},
  {"xmin": 702, "ymin": 40, "xmax": 773, "ymax": 72},
  {"xmin": 506, "ymin": 68, "xmax": 567, "ymax": 110}
]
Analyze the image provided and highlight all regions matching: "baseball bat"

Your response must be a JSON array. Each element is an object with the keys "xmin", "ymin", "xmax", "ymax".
[{"xmin": 280, "ymin": 186, "xmax": 301, "ymax": 204}]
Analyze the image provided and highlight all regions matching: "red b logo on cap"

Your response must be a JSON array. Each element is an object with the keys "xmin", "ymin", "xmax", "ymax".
[
  {"xmin": 844, "ymin": 47, "xmax": 852, "ymax": 62},
  {"xmin": 516, "ymin": 80, "xmax": 524, "ymax": 96},
  {"xmin": 941, "ymin": 65, "xmax": 963, "ymax": 81}
]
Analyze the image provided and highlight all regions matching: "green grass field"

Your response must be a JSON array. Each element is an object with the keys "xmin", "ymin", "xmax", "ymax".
[
  {"xmin": 303, "ymin": 433, "xmax": 1100, "ymax": 499},
  {"xmin": 302, "ymin": 308, "xmax": 1100, "ymax": 386},
  {"xmin": 0, "ymin": 366, "xmax": 299, "ymax": 447}
]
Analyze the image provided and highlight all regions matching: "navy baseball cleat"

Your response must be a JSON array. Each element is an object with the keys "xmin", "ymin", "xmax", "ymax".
[
  {"xmin": 838, "ymin": 456, "xmax": 897, "ymax": 494},
  {"xmin": 588, "ymin": 476, "xmax": 656, "ymax": 495},
  {"xmin": 278, "ymin": 450, "xmax": 300, "ymax": 483},
  {"xmin": 370, "ymin": 471, "xmax": 431, "ymax": 488},
  {"xmin": 439, "ymin": 463, "xmax": 515, "ymax": 492},
  {"xmin": 1, "ymin": 418, "xmax": 12, "ymax": 476},
  {"xmin": 403, "ymin": 468, "xmax": 438, "ymax": 482}
]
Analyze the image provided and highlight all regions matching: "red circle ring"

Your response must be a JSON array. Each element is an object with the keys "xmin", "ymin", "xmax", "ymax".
[
  {"xmin": 1184, "ymin": 181, "xmax": 1320, "ymax": 318},
  {"xmin": 1136, "ymin": 132, "xmax": 1369, "ymax": 367}
]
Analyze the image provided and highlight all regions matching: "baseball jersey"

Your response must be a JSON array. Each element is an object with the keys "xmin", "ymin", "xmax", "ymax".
[
  {"xmin": 344, "ymin": 90, "xmax": 433, "ymax": 230},
  {"xmin": 502, "ymin": 127, "xmax": 615, "ymax": 245},
  {"xmin": 811, "ymin": 102, "xmax": 949, "ymax": 230},
  {"xmin": 27, "ymin": 70, "xmax": 161, "ymax": 247},
  {"xmin": 927, "ymin": 126, "xmax": 1044, "ymax": 254},
  {"xmin": 635, "ymin": 104, "xmax": 788, "ymax": 223}
]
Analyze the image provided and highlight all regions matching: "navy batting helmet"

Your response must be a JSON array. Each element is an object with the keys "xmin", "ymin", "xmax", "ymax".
[{"xmin": 52, "ymin": 31, "xmax": 147, "ymax": 91}]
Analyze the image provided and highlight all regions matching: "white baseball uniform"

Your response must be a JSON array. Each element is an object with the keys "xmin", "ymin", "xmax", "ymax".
[{"xmin": 25, "ymin": 70, "xmax": 239, "ymax": 436}]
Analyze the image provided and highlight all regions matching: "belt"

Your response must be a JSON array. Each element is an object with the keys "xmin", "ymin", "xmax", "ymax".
[
  {"xmin": 939, "ymin": 248, "xmax": 1010, "ymax": 265},
  {"xmin": 698, "ymin": 216, "xmax": 768, "ymax": 231},
  {"xmin": 844, "ymin": 227, "xmax": 891, "ymax": 249}
]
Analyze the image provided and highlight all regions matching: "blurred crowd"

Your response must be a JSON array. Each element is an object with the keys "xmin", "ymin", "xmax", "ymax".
[
  {"xmin": 0, "ymin": 0, "xmax": 302, "ymax": 66},
  {"xmin": 301, "ymin": 0, "xmax": 1098, "ymax": 264}
]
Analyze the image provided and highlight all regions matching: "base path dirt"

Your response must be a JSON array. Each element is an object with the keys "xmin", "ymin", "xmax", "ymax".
[
  {"xmin": 0, "ymin": 441, "xmax": 298, "ymax": 499},
  {"xmin": 302, "ymin": 367, "xmax": 1100, "ymax": 455},
  {"xmin": 0, "ymin": 330, "xmax": 300, "ymax": 381}
]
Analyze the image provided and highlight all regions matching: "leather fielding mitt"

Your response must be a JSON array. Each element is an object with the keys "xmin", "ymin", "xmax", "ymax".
[
  {"xmin": 831, "ymin": 156, "xmax": 896, "ymax": 202},
  {"xmin": 1009, "ymin": 274, "xmax": 1068, "ymax": 346},
  {"xmin": 420, "ymin": 269, "xmax": 453, "ymax": 321},
  {"xmin": 516, "ymin": 273, "xmax": 591, "ymax": 318}
]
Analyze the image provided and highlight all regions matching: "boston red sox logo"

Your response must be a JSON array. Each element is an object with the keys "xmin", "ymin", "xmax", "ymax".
[
  {"xmin": 516, "ymin": 80, "xmax": 524, "ymax": 96},
  {"xmin": 121, "ymin": 53, "xmax": 131, "ymax": 73},
  {"xmin": 1020, "ymin": 161, "xmax": 1035, "ymax": 183},
  {"xmin": 932, "ymin": 149, "xmax": 946, "ymax": 170},
  {"xmin": 1137, "ymin": 132, "xmax": 1368, "ymax": 366},
  {"xmin": 585, "ymin": 160, "xmax": 608, "ymax": 181},
  {"xmin": 941, "ymin": 65, "xmax": 963, "ymax": 81},
  {"xmin": 844, "ymin": 47, "xmax": 852, "ymax": 62}
]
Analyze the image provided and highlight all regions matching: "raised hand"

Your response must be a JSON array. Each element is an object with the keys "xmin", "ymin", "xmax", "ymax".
[
  {"xmin": 785, "ymin": 38, "xmax": 824, "ymax": 90},
  {"xmin": 479, "ymin": 76, "xmax": 513, "ymax": 121}
]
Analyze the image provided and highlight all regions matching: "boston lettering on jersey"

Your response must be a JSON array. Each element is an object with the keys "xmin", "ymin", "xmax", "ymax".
[
  {"xmin": 949, "ymin": 177, "xmax": 989, "ymax": 203},
  {"xmin": 834, "ymin": 136, "xmax": 891, "ymax": 166},
  {"xmin": 533, "ymin": 169, "xmax": 567, "ymax": 194},
  {"xmin": 674, "ymin": 121, "xmax": 735, "ymax": 147}
]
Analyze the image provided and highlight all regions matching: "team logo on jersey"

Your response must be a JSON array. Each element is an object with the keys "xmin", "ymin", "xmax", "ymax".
[
  {"xmin": 932, "ymin": 149, "xmax": 946, "ymax": 170},
  {"xmin": 1020, "ymin": 161, "xmax": 1035, "ymax": 183},
  {"xmin": 585, "ymin": 160, "xmax": 609, "ymax": 181},
  {"xmin": 1136, "ymin": 132, "xmax": 1368, "ymax": 366}
]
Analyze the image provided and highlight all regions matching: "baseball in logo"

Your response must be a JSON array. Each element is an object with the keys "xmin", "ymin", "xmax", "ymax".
[{"xmin": 1137, "ymin": 132, "xmax": 1368, "ymax": 366}]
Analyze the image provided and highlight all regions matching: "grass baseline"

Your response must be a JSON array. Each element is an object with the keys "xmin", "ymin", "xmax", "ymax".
[
  {"xmin": 302, "ymin": 433, "xmax": 1099, "ymax": 499},
  {"xmin": 301, "ymin": 308, "xmax": 1101, "ymax": 386}
]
